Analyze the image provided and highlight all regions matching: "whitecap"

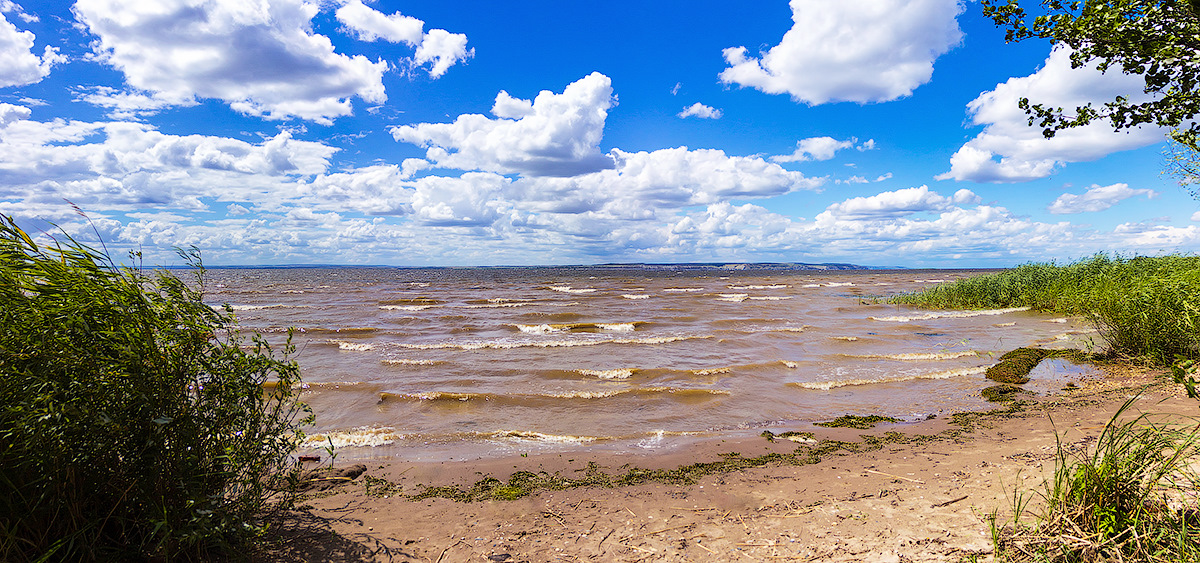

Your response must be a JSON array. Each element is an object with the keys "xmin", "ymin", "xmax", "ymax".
[
  {"xmin": 844, "ymin": 351, "xmax": 978, "ymax": 361},
  {"xmin": 870, "ymin": 307, "xmax": 1031, "ymax": 322},
  {"xmin": 576, "ymin": 368, "xmax": 636, "ymax": 379},
  {"xmin": 791, "ymin": 366, "xmax": 987, "ymax": 390},
  {"xmin": 379, "ymin": 304, "xmax": 438, "ymax": 311},
  {"xmin": 302, "ymin": 426, "xmax": 402, "ymax": 449},
  {"xmin": 548, "ymin": 286, "xmax": 597, "ymax": 294}
]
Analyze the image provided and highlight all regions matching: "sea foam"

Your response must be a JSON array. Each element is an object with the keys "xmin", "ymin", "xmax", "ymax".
[
  {"xmin": 870, "ymin": 307, "xmax": 1030, "ymax": 322},
  {"xmin": 790, "ymin": 366, "xmax": 988, "ymax": 390}
]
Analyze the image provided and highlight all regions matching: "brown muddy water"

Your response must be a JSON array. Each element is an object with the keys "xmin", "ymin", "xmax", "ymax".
[{"xmin": 206, "ymin": 266, "xmax": 1099, "ymax": 461}]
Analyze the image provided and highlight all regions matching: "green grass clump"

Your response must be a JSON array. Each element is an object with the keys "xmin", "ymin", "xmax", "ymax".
[
  {"xmin": 993, "ymin": 397, "xmax": 1200, "ymax": 561},
  {"xmin": 814, "ymin": 414, "xmax": 901, "ymax": 429},
  {"xmin": 889, "ymin": 254, "xmax": 1200, "ymax": 366},
  {"xmin": 0, "ymin": 216, "xmax": 311, "ymax": 562}
]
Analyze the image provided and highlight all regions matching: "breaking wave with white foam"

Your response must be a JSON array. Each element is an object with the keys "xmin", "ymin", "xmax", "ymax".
[
  {"xmin": 789, "ymin": 366, "xmax": 988, "ymax": 390},
  {"xmin": 302, "ymin": 426, "xmax": 403, "ymax": 449},
  {"xmin": 869, "ymin": 307, "xmax": 1030, "ymax": 322},
  {"xmin": 395, "ymin": 335, "xmax": 710, "ymax": 350}
]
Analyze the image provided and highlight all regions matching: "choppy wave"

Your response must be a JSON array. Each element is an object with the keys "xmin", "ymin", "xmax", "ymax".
[
  {"xmin": 263, "ymin": 380, "xmax": 365, "ymax": 390},
  {"xmin": 576, "ymin": 368, "xmax": 637, "ymax": 379},
  {"xmin": 843, "ymin": 351, "xmax": 979, "ymax": 361},
  {"xmin": 382, "ymin": 358, "xmax": 446, "ymax": 366},
  {"xmin": 749, "ymin": 296, "xmax": 792, "ymax": 301},
  {"xmin": 514, "ymin": 322, "xmax": 641, "ymax": 334},
  {"xmin": 302, "ymin": 426, "xmax": 402, "ymax": 449},
  {"xmin": 299, "ymin": 327, "xmax": 379, "ymax": 335},
  {"xmin": 330, "ymin": 340, "xmax": 374, "ymax": 351},
  {"xmin": 482, "ymin": 430, "xmax": 601, "ymax": 443},
  {"xmin": 729, "ymin": 284, "xmax": 789, "ymax": 290},
  {"xmin": 379, "ymin": 304, "xmax": 439, "ymax": 311},
  {"xmin": 716, "ymin": 293, "xmax": 748, "ymax": 302},
  {"xmin": 789, "ymin": 366, "xmax": 988, "ymax": 390},
  {"xmin": 461, "ymin": 302, "xmax": 534, "ymax": 308},
  {"xmin": 227, "ymin": 303, "xmax": 310, "ymax": 311},
  {"xmin": 781, "ymin": 360, "xmax": 799, "ymax": 368},
  {"xmin": 395, "ymin": 335, "xmax": 710, "ymax": 350},
  {"xmin": 774, "ymin": 326, "xmax": 807, "ymax": 333},
  {"xmin": 870, "ymin": 307, "xmax": 1030, "ymax": 322},
  {"xmin": 622, "ymin": 294, "xmax": 649, "ymax": 300},
  {"xmin": 663, "ymin": 287, "xmax": 705, "ymax": 293},
  {"xmin": 380, "ymin": 386, "xmax": 729, "ymax": 403},
  {"xmin": 548, "ymin": 286, "xmax": 597, "ymax": 294},
  {"xmin": 692, "ymin": 367, "xmax": 731, "ymax": 376}
]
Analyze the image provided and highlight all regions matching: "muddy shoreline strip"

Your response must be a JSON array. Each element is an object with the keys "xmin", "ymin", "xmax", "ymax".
[{"xmin": 269, "ymin": 363, "xmax": 1187, "ymax": 562}]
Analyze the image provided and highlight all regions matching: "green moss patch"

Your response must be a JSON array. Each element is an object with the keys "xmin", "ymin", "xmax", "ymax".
[
  {"xmin": 760, "ymin": 430, "xmax": 815, "ymax": 443},
  {"xmin": 981, "ymin": 384, "xmax": 1030, "ymax": 403},
  {"xmin": 986, "ymin": 348, "xmax": 1049, "ymax": 384},
  {"xmin": 986, "ymin": 347, "xmax": 1091, "ymax": 384},
  {"xmin": 814, "ymin": 414, "xmax": 901, "ymax": 429}
]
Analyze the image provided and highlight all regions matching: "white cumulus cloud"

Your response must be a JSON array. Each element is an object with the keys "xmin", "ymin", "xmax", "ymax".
[
  {"xmin": 773, "ymin": 136, "xmax": 872, "ymax": 162},
  {"xmin": 719, "ymin": 0, "xmax": 963, "ymax": 105},
  {"xmin": 335, "ymin": 0, "xmax": 423, "ymax": 43},
  {"xmin": 0, "ymin": 109, "xmax": 347, "ymax": 213},
  {"xmin": 73, "ymin": 0, "xmax": 389, "ymax": 124},
  {"xmin": 335, "ymin": 0, "xmax": 472, "ymax": 78},
  {"xmin": 678, "ymin": 102, "xmax": 722, "ymax": 119},
  {"xmin": 816, "ymin": 185, "xmax": 972, "ymax": 221},
  {"xmin": 939, "ymin": 46, "xmax": 1166, "ymax": 183},
  {"xmin": 390, "ymin": 72, "xmax": 616, "ymax": 177},
  {"xmin": 1047, "ymin": 183, "xmax": 1157, "ymax": 214},
  {"xmin": 513, "ymin": 147, "xmax": 824, "ymax": 218},
  {"xmin": 0, "ymin": 7, "xmax": 64, "ymax": 87}
]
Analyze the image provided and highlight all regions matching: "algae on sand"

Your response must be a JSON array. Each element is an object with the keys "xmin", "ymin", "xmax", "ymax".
[{"xmin": 814, "ymin": 414, "xmax": 901, "ymax": 430}]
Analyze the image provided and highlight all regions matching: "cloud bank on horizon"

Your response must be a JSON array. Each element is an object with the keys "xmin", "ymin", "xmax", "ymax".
[{"xmin": 0, "ymin": 0, "xmax": 1195, "ymax": 267}]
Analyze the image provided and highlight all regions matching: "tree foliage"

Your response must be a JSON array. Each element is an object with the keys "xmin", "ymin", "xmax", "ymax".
[
  {"xmin": 981, "ymin": 0, "xmax": 1200, "ymax": 151},
  {"xmin": 0, "ymin": 216, "xmax": 311, "ymax": 561}
]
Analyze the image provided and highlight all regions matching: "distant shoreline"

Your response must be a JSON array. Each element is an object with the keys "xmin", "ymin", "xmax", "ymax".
[{"xmin": 168, "ymin": 262, "xmax": 1007, "ymax": 272}]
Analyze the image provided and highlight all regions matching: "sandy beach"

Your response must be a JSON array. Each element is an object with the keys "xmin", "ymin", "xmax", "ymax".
[{"xmin": 261, "ymin": 364, "xmax": 1194, "ymax": 562}]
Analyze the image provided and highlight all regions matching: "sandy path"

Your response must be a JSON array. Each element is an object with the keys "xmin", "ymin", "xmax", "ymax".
[{"xmin": 264, "ymin": 368, "xmax": 1190, "ymax": 562}]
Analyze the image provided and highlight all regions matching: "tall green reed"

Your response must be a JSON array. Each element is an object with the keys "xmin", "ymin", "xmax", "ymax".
[
  {"xmin": 0, "ymin": 216, "xmax": 312, "ymax": 562},
  {"xmin": 889, "ymin": 254, "xmax": 1200, "ymax": 365},
  {"xmin": 994, "ymin": 397, "xmax": 1200, "ymax": 562}
]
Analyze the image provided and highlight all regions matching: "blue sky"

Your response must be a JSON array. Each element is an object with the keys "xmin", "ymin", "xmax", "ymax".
[{"xmin": 1, "ymin": 0, "xmax": 1196, "ymax": 267}]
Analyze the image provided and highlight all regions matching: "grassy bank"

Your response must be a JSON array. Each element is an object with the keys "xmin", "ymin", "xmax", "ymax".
[
  {"xmin": 893, "ymin": 255, "xmax": 1200, "ymax": 561},
  {"xmin": 889, "ymin": 254, "xmax": 1200, "ymax": 365}
]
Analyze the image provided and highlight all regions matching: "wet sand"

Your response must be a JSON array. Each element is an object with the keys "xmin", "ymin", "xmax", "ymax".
[{"xmin": 265, "ymin": 365, "xmax": 1191, "ymax": 562}]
